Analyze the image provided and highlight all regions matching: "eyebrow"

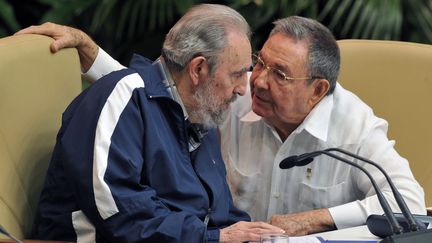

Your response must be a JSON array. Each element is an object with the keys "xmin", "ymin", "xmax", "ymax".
[
  {"xmin": 232, "ymin": 66, "xmax": 251, "ymax": 75},
  {"xmin": 260, "ymin": 53, "xmax": 292, "ymax": 75}
]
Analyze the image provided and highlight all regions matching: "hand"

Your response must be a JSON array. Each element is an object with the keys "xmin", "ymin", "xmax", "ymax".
[
  {"xmin": 269, "ymin": 208, "xmax": 336, "ymax": 236},
  {"xmin": 220, "ymin": 221, "xmax": 285, "ymax": 243},
  {"xmin": 15, "ymin": 22, "xmax": 98, "ymax": 72}
]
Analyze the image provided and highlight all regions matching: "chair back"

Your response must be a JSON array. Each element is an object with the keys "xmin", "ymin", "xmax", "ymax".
[
  {"xmin": 0, "ymin": 34, "xmax": 81, "ymax": 239},
  {"xmin": 337, "ymin": 39, "xmax": 432, "ymax": 206}
]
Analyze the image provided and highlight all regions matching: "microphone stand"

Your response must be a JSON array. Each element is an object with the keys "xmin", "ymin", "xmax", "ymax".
[
  {"xmin": 325, "ymin": 148, "xmax": 420, "ymax": 231},
  {"xmin": 304, "ymin": 150, "xmax": 404, "ymax": 236},
  {"xmin": 323, "ymin": 148, "xmax": 432, "ymax": 243},
  {"xmin": 280, "ymin": 149, "xmax": 432, "ymax": 243}
]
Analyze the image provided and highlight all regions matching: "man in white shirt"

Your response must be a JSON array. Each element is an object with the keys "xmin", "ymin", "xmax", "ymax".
[
  {"xmin": 220, "ymin": 16, "xmax": 425, "ymax": 235},
  {"xmin": 17, "ymin": 14, "xmax": 425, "ymax": 236}
]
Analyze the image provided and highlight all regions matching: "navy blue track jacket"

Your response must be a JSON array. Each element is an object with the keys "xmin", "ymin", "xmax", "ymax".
[{"xmin": 32, "ymin": 55, "xmax": 250, "ymax": 242}]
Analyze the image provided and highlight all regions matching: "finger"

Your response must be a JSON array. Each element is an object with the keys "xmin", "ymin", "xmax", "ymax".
[
  {"xmin": 231, "ymin": 221, "xmax": 285, "ymax": 234},
  {"xmin": 249, "ymin": 221, "xmax": 285, "ymax": 231},
  {"xmin": 50, "ymin": 41, "xmax": 60, "ymax": 53},
  {"xmin": 14, "ymin": 23, "xmax": 59, "ymax": 36},
  {"xmin": 14, "ymin": 26, "xmax": 38, "ymax": 35},
  {"xmin": 240, "ymin": 226, "xmax": 285, "ymax": 236},
  {"xmin": 50, "ymin": 38, "xmax": 74, "ymax": 52},
  {"xmin": 245, "ymin": 232, "xmax": 262, "ymax": 242},
  {"xmin": 243, "ymin": 226, "xmax": 285, "ymax": 235},
  {"xmin": 15, "ymin": 25, "xmax": 50, "ymax": 36},
  {"xmin": 249, "ymin": 227, "xmax": 286, "ymax": 235}
]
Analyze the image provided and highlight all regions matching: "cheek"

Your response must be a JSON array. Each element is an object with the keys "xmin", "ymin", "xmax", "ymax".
[
  {"xmin": 272, "ymin": 91, "xmax": 290, "ymax": 109},
  {"xmin": 212, "ymin": 84, "xmax": 232, "ymax": 103},
  {"xmin": 249, "ymin": 71, "xmax": 259, "ymax": 89},
  {"xmin": 213, "ymin": 73, "xmax": 235, "ymax": 91},
  {"xmin": 275, "ymin": 91, "xmax": 310, "ymax": 119},
  {"xmin": 272, "ymin": 88, "xmax": 301, "ymax": 112}
]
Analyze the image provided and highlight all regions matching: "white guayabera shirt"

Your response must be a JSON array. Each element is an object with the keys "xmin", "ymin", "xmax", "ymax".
[
  {"xmin": 219, "ymin": 81, "xmax": 425, "ymax": 229},
  {"xmin": 86, "ymin": 48, "xmax": 426, "ymax": 229}
]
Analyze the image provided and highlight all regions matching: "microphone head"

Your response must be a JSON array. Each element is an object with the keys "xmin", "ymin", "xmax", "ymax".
[
  {"xmin": 279, "ymin": 156, "xmax": 315, "ymax": 169},
  {"xmin": 297, "ymin": 157, "xmax": 314, "ymax": 166},
  {"xmin": 279, "ymin": 155, "xmax": 299, "ymax": 169}
]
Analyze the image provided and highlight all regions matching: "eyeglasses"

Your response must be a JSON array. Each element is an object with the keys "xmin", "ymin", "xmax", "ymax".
[{"xmin": 252, "ymin": 53, "xmax": 321, "ymax": 85}]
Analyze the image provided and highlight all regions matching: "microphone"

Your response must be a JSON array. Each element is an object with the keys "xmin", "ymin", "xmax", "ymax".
[
  {"xmin": 279, "ymin": 149, "xmax": 432, "ymax": 242},
  {"xmin": 279, "ymin": 150, "xmax": 404, "ymax": 236},
  {"xmin": 325, "ymin": 148, "xmax": 422, "ymax": 232},
  {"xmin": 279, "ymin": 155, "xmax": 314, "ymax": 169}
]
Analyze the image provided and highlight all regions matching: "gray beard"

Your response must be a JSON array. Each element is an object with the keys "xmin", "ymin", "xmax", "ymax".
[{"xmin": 189, "ymin": 79, "xmax": 237, "ymax": 128}]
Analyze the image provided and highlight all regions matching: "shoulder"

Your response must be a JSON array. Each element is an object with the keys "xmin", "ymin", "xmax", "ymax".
[
  {"xmin": 64, "ymin": 68, "xmax": 146, "ymax": 125},
  {"xmin": 327, "ymin": 84, "xmax": 388, "ymax": 144}
]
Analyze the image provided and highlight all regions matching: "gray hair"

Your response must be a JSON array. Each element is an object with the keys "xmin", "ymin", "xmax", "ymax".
[
  {"xmin": 270, "ymin": 16, "xmax": 340, "ymax": 94},
  {"xmin": 161, "ymin": 4, "xmax": 251, "ymax": 74}
]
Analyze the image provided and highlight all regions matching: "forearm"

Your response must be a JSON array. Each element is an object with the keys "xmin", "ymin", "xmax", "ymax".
[
  {"xmin": 269, "ymin": 208, "xmax": 336, "ymax": 236},
  {"xmin": 329, "ymin": 185, "xmax": 426, "ymax": 229},
  {"xmin": 74, "ymin": 29, "xmax": 98, "ymax": 73},
  {"xmin": 14, "ymin": 22, "xmax": 120, "ymax": 79},
  {"xmin": 82, "ymin": 47, "xmax": 126, "ymax": 82},
  {"xmin": 332, "ymin": 127, "xmax": 427, "ymax": 228}
]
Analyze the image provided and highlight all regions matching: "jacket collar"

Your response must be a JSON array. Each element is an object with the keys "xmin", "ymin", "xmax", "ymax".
[{"xmin": 129, "ymin": 54, "xmax": 188, "ymax": 119}]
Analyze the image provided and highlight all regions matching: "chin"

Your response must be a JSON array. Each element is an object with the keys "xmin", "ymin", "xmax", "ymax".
[
  {"xmin": 251, "ymin": 99, "xmax": 268, "ymax": 115},
  {"xmin": 251, "ymin": 104, "xmax": 268, "ymax": 118},
  {"xmin": 221, "ymin": 103, "xmax": 230, "ymax": 111}
]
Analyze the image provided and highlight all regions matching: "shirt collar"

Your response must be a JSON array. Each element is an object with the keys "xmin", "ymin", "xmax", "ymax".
[
  {"xmin": 153, "ymin": 58, "xmax": 210, "ymax": 152},
  {"xmin": 298, "ymin": 87, "xmax": 334, "ymax": 142},
  {"xmin": 153, "ymin": 57, "xmax": 189, "ymax": 120},
  {"xmin": 239, "ymin": 84, "xmax": 337, "ymax": 142}
]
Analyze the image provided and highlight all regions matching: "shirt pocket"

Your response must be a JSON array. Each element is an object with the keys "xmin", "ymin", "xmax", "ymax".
[
  {"xmin": 227, "ymin": 164, "xmax": 261, "ymax": 212},
  {"xmin": 298, "ymin": 181, "xmax": 348, "ymax": 211}
]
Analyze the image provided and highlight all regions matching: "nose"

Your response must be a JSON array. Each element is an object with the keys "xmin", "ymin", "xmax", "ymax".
[
  {"xmin": 234, "ymin": 77, "xmax": 247, "ymax": 96},
  {"xmin": 251, "ymin": 68, "xmax": 270, "ymax": 90}
]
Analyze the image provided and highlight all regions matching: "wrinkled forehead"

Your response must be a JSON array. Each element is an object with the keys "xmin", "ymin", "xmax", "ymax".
[
  {"xmin": 217, "ymin": 32, "xmax": 252, "ymax": 72},
  {"xmin": 260, "ymin": 33, "xmax": 309, "ymax": 72}
]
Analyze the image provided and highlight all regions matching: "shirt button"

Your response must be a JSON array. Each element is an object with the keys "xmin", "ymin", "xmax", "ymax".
[{"xmin": 273, "ymin": 193, "xmax": 280, "ymax": 198}]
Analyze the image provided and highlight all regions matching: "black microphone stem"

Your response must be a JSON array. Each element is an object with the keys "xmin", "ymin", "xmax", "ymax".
[
  {"xmin": 326, "ymin": 148, "xmax": 420, "ymax": 231},
  {"xmin": 317, "ymin": 151, "xmax": 404, "ymax": 235}
]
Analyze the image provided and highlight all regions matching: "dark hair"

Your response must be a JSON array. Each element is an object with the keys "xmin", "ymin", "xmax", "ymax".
[{"xmin": 270, "ymin": 16, "xmax": 340, "ymax": 94}]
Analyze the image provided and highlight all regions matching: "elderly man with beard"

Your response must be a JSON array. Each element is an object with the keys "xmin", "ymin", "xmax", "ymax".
[
  {"xmin": 20, "ymin": 4, "xmax": 284, "ymax": 243},
  {"xmin": 19, "ymin": 7, "xmax": 425, "ymax": 239}
]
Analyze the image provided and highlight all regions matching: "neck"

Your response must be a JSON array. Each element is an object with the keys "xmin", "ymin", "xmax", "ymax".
[
  {"xmin": 156, "ymin": 57, "xmax": 190, "ymax": 120},
  {"xmin": 267, "ymin": 118, "xmax": 300, "ymax": 142},
  {"xmin": 165, "ymin": 59, "xmax": 211, "ymax": 125}
]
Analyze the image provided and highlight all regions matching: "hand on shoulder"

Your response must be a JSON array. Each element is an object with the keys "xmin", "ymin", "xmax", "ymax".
[{"xmin": 15, "ymin": 22, "xmax": 98, "ymax": 72}]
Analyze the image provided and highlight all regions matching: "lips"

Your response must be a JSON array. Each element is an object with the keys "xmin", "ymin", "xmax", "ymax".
[{"xmin": 252, "ymin": 91, "xmax": 271, "ymax": 104}]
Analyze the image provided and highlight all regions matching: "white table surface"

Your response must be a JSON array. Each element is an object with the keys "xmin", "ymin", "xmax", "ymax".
[{"xmin": 312, "ymin": 225, "xmax": 380, "ymax": 241}]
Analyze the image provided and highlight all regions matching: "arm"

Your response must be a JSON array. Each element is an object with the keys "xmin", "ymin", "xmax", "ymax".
[
  {"xmin": 269, "ymin": 119, "xmax": 425, "ymax": 235},
  {"xmin": 61, "ymin": 71, "xmax": 283, "ymax": 242},
  {"xmin": 328, "ymin": 119, "xmax": 426, "ymax": 229},
  {"xmin": 269, "ymin": 208, "xmax": 336, "ymax": 236},
  {"xmin": 15, "ymin": 22, "xmax": 124, "ymax": 82},
  {"xmin": 60, "ymin": 73, "xmax": 207, "ymax": 242}
]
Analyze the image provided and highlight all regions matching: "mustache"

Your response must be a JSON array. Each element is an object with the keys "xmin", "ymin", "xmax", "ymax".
[{"xmin": 224, "ymin": 93, "xmax": 239, "ymax": 105}]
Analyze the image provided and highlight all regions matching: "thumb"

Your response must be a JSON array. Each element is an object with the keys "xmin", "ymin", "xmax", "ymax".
[{"xmin": 50, "ymin": 39, "xmax": 69, "ymax": 53}]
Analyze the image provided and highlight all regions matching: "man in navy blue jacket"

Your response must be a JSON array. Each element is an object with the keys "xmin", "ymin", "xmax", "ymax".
[{"xmin": 27, "ymin": 4, "xmax": 284, "ymax": 243}]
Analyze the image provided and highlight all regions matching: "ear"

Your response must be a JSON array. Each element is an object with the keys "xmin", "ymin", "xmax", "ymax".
[
  {"xmin": 187, "ymin": 56, "xmax": 209, "ymax": 86},
  {"xmin": 308, "ymin": 78, "xmax": 330, "ymax": 107}
]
